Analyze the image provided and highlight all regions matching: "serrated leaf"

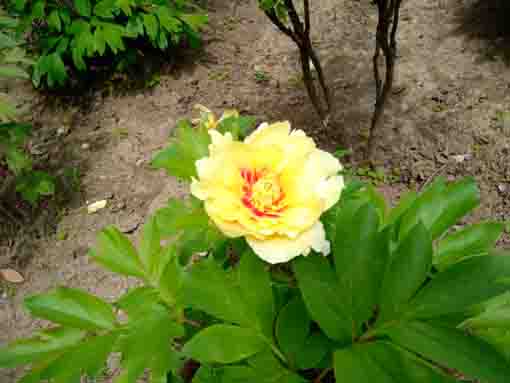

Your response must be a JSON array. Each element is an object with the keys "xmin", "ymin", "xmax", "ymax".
[
  {"xmin": 89, "ymin": 226, "xmax": 145, "ymax": 278},
  {"xmin": 24, "ymin": 287, "xmax": 117, "ymax": 331},
  {"xmin": 0, "ymin": 327, "xmax": 85, "ymax": 368},
  {"xmin": 386, "ymin": 321, "xmax": 510, "ymax": 383},
  {"xmin": 183, "ymin": 324, "xmax": 266, "ymax": 364}
]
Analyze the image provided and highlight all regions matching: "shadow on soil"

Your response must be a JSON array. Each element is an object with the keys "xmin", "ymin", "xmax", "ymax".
[{"xmin": 456, "ymin": 0, "xmax": 510, "ymax": 63}]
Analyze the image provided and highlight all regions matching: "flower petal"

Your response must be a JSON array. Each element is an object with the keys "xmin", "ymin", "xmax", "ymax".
[{"xmin": 246, "ymin": 222, "xmax": 330, "ymax": 264}]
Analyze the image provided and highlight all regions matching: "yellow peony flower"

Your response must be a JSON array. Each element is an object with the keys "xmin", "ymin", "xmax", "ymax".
[
  {"xmin": 193, "ymin": 104, "xmax": 239, "ymax": 130},
  {"xmin": 191, "ymin": 121, "xmax": 344, "ymax": 264}
]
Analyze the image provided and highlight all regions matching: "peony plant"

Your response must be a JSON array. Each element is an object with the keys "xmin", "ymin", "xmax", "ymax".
[{"xmin": 2, "ymin": 109, "xmax": 510, "ymax": 383}]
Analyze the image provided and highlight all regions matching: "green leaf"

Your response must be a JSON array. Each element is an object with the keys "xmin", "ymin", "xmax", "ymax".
[
  {"xmin": 429, "ymin": 177, "xmax": 480, "ymax": 239},
  {"xmin": 117, "ymin": 303, "xmax": 184, "ymax": 382},
  {"xmin": 151, "ymin": 120, "xmax": 211, "ymax": 180},
  {"xmin": 247, "ymin": 349, "xmax": 309, "ymax": 383},
  {"xmin": 125, "ymin": 16, "xmax": 144, "ymax": 37},
  {"xmin": 409, "ymin": 254, "xmax": 510, "ymax": 319},
  {"xmin": 178, "ymin": 256, "xmax": 247, "ymax": 325},
  {"xmin": 276, "ymin": 295, "xmax": 310, "ymax": 360},
  {"xmin": 93, "ymin": 0, "xmax": 116, "ymax": 18},
  {"xmin": 75, "ymin": 0, "xmax": 91, "ymax": 17},
  {"xmin": 59, "ymin": 9, "xmax": 71, "ymax": 26},
  {"xmin": 116, "ymin": 0, "xmax": 133, "ymax": 16},
  {"xmin": 239, "ymin": 250, "xmax": 274, "ymax": 337},
  {"xmin": 386, "ymin": 321, "xmax": 510, "ymax": 383},
  {"xmin": 435, "ymin": 222, "xmax": 504, "ymax": 270},
  {"xmin": 399, "ymin": 178, "xmax": 480, "ymax": 240},
  {"xmin": 5, "ymin": 146, "xmax": 31, "ymax": 174},
  {"xmin": 333, "ymin": 204, "xmax": 386, "ymax": 338},
  {"xmin": 334, "ymin": 341, "xmax": 455, "ymax": 382},
  {"xmin": 184, "ymin": 324, "xmax": 266, "ymax": 364},
  {"xmin": 0, "ymin": 31, "xmax": 17, "ymax": 49},
  {"xmin": 139, "ymin": 216, "xmax": 162, "ymax": 275},
  {"xmin": 48, "ymin": 10, "xmax": 61, "ymax": 32},
  {"xmin": 15, "ymin": 171, "xmax": 55, "ymax": 204},
  {"xmin": 399, "ymin": 178, "xmax": 446, "ymax": 239},
  {"xmin": 89, "ymin": 226, "xmax": 145, "ymax": 278},
  {"xmin": 153, "ymin": 198, "xmax": 225, "ymax": 256},
  {"xmin": 463, "ymin": 306, "xmax": 510, "ymax": 329},
  {"xmin": 115, "ymin": 286, "xmax": 160, "ymax": 317},
  {"xmin": 71, "ymin": 46, "xmax": 87, "ymax": 71},
  {"xmin": 294, "ymin": 332, "xmax": 331, "ymax": 370},
  {"xmin": 0, "ymin": 327, "xmax": 85, "ymax": 368},
  {"xmin": 158, "ymin": 246, "xmax": 184, "ymax": 306},
  {"xmin": 31, "ymin": 0, "xmax": 45, "ymax": 18},
  {"xmin": 0, "ymin": 65, "xmax": 30, "ymax": 79},
  {"xmin": 94, "ymin": 28, "xmax": 106, "ymax": 55},
  {"xmin": 156, "ymin": 7, "xmax": 182, "ymax": 33},
  {"xmin": 45, "ymin": 53, "xmax": 67, "ymax": 87},
  {"xmin": 154, "ymin": 198, "xmax": 208, "ymax": 237},
  {"xmin": 24, "ymin": 287, "xmax": 117, "ymax": 331},
  {"xmin": 99, "ymin": 23, "xmax": 125, "ymax": 54},
  {"xmin": 179, "ymin": 14, "xmax": 208, "ymax": 32},
  {"xmin": 378, "ymin": 222, "xmax": 432, "ymax": 323},
  {"xmin": 39, "ymin": 332, "xmax": 118, "ymax": 382},
  {"xmin": 293, "ymin": 255, "xmax": 350, "ymax": 341},
  {"xmin": 143, "ymin": 13, "xmax": 159, "ymax": 41}
]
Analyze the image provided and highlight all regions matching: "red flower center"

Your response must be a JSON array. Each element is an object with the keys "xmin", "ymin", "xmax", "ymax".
[{"xmin": 240, "ymin": 168, "xmax": 287, "ymax": 218}]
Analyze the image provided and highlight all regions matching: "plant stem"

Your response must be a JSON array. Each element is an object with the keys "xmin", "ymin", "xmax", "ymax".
[{"xmin": 314, "ymin": 368, "xmax": 332, "ymax": 383}]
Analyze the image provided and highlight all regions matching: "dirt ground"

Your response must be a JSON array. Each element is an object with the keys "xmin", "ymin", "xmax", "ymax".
[{"xmin": 1, "ymin": 0, "xmax": 510, "ymax": 381}]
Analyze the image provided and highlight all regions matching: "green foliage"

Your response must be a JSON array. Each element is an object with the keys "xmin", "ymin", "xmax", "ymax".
[
  {"xmin": 15, "ymin": 0, "xmax": 208, "ymax": 87},
  {"xmin": 0, "ymin": 12, "xmax": 55, "ymax": 204},
  {"xmin": 3, "ymin": 115, "xmax": 510, "ymax": 382}
]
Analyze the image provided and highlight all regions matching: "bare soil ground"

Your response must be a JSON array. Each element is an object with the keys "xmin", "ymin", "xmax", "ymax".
[{"xmin": 1, "ymin": 0, "xmax": 509, "ymax": 381}]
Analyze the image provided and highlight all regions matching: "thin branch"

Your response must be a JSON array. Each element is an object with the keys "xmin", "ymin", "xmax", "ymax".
[
  {"xmin": 367, "ymin": 0, "xmax": 403, "ymax": 160},
  {"xmin": 303, "ymin": 0, "xmax": 311, "ymax": 34}
]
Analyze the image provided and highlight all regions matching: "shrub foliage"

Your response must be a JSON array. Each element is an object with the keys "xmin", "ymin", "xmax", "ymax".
[{"xmin": 12, "ymin": 0, "xmax": 207, "ymax": 87}]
